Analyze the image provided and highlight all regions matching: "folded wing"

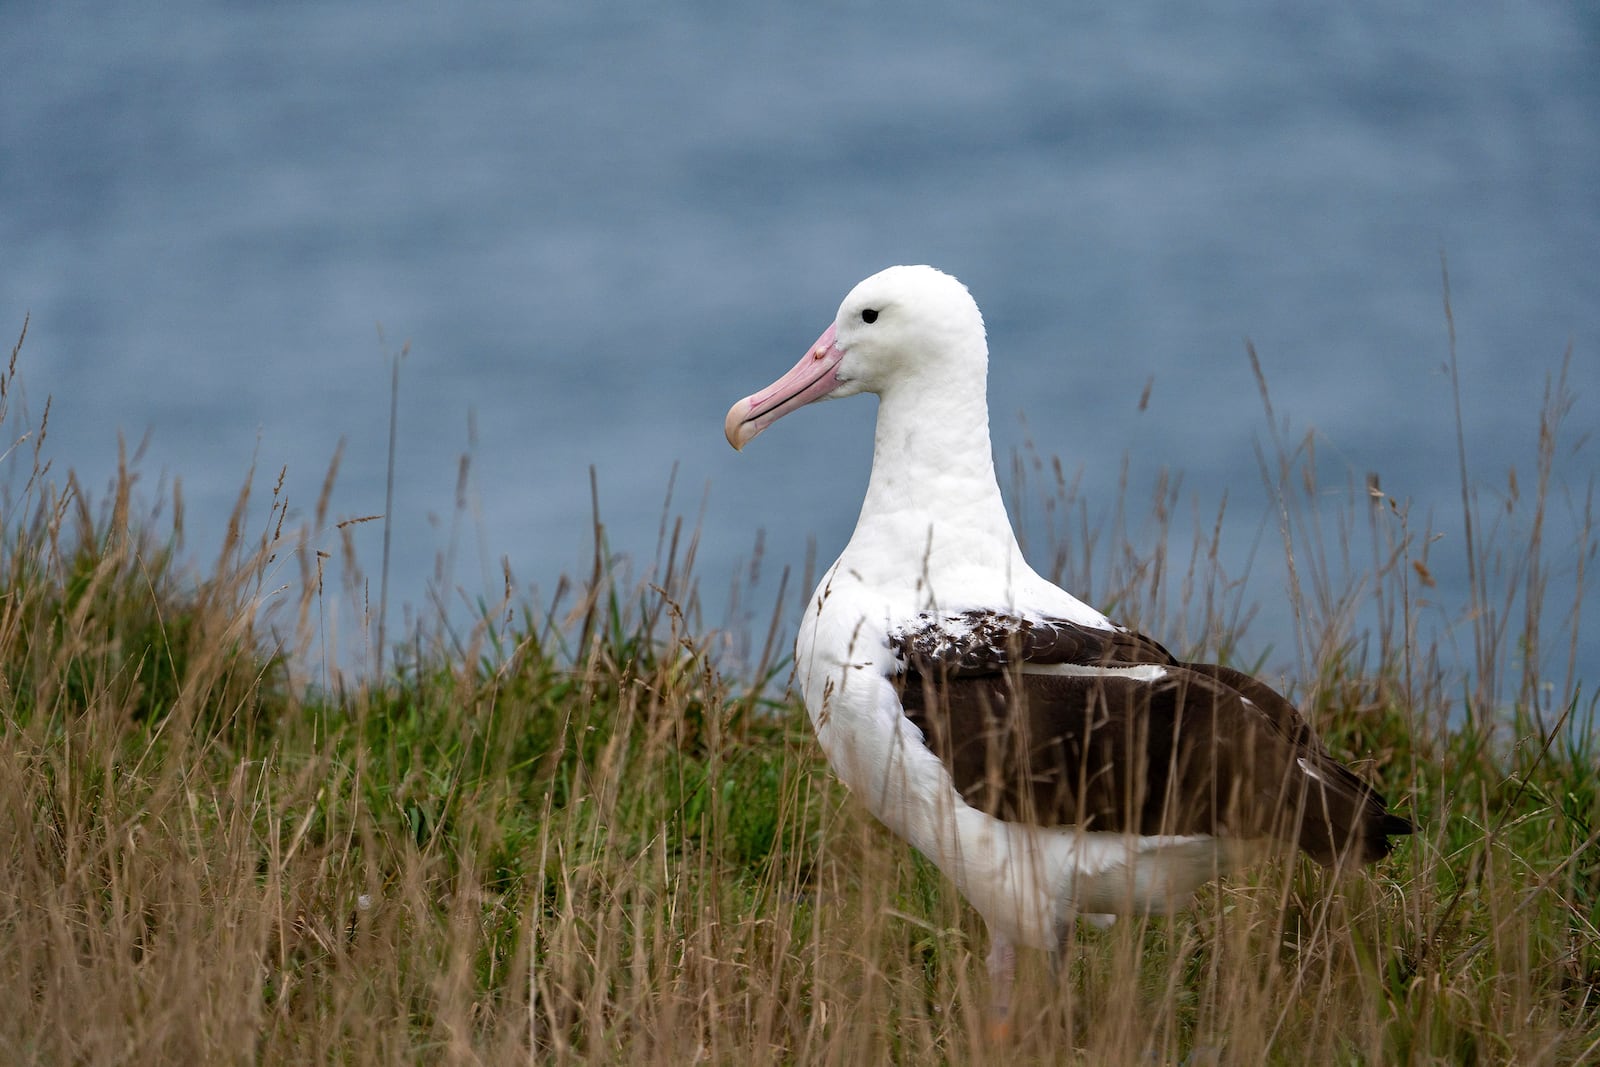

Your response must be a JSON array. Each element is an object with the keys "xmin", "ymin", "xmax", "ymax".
[{"xmin": 891, "ymin": 611, "xmax": 1413, "ymax": 866}]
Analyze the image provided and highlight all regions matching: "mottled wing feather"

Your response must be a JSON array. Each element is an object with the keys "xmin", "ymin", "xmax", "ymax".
[
  {"xmin": 889, "ymin": 611, "xmax": 1412, "ymax": 864},
  {"xmin": 889, "ymin": 609, "xmax": 1177, "ymax": 673}
]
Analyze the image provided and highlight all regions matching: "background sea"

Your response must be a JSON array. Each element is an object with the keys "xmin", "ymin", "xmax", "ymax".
[{"xmin": 3, "ymin": 2, "xmax": 1596, "ymax": 702}]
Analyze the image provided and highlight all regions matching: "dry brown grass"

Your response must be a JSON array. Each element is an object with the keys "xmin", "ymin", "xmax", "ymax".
[{"xmin": 0, "ymin": 314, "xmax": 1595, "ymax": 1064}]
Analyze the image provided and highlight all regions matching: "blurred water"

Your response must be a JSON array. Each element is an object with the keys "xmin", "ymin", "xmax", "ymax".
[{"xmin": 3, "ymin": 2, "xmax": 1596, "ymax": 700}]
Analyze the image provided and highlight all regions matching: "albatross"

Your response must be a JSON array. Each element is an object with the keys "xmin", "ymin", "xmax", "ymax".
[{"xmin": 723, "ymin": 264, "xmax": 1411, "ymax": 1035}]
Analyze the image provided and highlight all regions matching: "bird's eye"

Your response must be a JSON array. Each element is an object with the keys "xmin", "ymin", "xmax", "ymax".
[{"xmin": 861, "ymin": 308, "xmax": 879, "ymax": 324}]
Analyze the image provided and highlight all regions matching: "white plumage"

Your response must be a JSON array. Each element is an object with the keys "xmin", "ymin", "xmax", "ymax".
[{"xmin": 724, "ymin": 264, "xmax": 1409, "ymax": 1035}]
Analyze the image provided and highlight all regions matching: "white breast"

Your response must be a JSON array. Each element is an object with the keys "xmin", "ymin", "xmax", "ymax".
[{"xmin": 795, "ymin": 560, "xmax": 1227, "ymax": 949}]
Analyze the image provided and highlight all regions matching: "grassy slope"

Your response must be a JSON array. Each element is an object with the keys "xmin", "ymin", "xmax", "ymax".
[{"xmin": 1, "ymin": 323, "xmax": 1596, "ymax": 1064}]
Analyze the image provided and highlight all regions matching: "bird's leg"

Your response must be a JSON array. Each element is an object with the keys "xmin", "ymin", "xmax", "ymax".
[{"xmin": 985, "ymin": 933, "xmax": 1017, "ymax": 1043}]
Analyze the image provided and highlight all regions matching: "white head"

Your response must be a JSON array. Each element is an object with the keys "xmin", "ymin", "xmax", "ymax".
[{"xmin": 725, "ymin": 265, "xmax": 988, "ymax": 450}]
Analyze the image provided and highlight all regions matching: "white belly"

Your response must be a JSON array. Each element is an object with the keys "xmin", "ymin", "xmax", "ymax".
[{"xmin": 794, "ymin": 576, "xmax": 1249, "ymax": 949}]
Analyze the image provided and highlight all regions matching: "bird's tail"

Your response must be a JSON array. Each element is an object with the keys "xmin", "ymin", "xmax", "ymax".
[{"xmin": 1288, "ymin": 760, "xmax": 1414, "ymax": 867}]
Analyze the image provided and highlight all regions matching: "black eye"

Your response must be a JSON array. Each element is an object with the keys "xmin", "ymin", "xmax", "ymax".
[{"xmin": 861, "ymin": 308, "xmax": 879, "ymax": 324}]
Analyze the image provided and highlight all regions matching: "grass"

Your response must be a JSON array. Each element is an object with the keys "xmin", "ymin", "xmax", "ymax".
[{"xmin": 1, "ymin": 309, "xmax": 1597, "ymax": 1065}]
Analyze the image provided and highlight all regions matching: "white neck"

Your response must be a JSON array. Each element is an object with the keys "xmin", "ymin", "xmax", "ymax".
[{"xmin": 837, "ymin": 370, "xmax": 1028, "ymax": 600}]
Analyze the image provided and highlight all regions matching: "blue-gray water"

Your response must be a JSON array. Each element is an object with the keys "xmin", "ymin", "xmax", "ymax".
[{"xmin": 3, "ymin": 3, "xmax": 1596, "ymax": 705}]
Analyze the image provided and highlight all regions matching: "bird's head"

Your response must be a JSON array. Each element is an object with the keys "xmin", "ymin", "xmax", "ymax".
[{"xmin": 724, "ymin": 265, "xmax": 987, "ymax": 450}]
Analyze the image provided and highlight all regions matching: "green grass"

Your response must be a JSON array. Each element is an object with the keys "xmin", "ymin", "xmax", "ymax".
[{"xmin": 1, "ymin": 315, "xmax": 1596, "ymax": 1064}]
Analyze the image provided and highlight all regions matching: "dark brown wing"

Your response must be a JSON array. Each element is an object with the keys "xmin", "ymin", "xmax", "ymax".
[
  {"xmin": 891, "ymin": 610, "xmax": 1324, "ymax": 747},
  {"xmin": 890, "ymin": 612, "xmax": 1412, "ymax": 865}
]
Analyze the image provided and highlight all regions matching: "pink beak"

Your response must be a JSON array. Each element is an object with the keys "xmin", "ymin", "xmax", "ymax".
[{"xmin": 724, "ymin": 322, "xmax": 844, "ymax": 450}]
